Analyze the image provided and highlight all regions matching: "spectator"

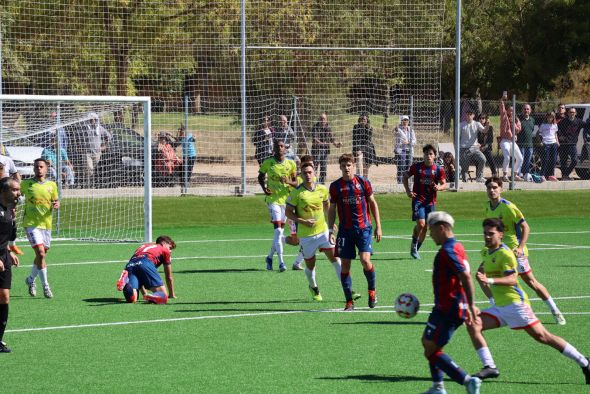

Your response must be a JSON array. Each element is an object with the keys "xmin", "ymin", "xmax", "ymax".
[
  {"xmin": 80, "ymin": 112, "xmax": 111, "ymax": 188},
  {"xmin": 394, "ymin": 115, "xmax": 416, "ymax": 184},
  {"xmin": 555, "ymin": 103, "xmax": 567, "ymax": 124},
  {"xmin": 459, "ymin": 109, "xmax": 486, "ymax": 182},
  {"xmin": 557, "ymin": 107, "xmax": 584, "ymax": 180},
  {"xmin": 252, "ymin": 116, "xmax": 274, "ymax": 165},
  {"xmin": 170, "ymin": 126, "xmax": 197, "ymax": 188},
  {"xmin": 49, "ymin": 111, "xmax": 68, "ymax": 151},
  {"xmin": 442, "ymin": 151, "xmax": 456, "ymax": 183},
  {"xmin": 538, "ymin": 111, "xmax": 559, "ymax": 181},
  {"xmin": 153, "ymin": 132, "xmax": 181, "ymax": 186},
  {"xmin": 41, "ymin": 139, "xmax": 75, "ymax": 188},
  {"xmin": 352, "ymin": 113, "xmax": 376, "ymax": 179},
  {"xmin": 477, "ymin": 113, "xmax": 498, "ymax": 178},
  {"xmin": 499, "ymin": 96, "xmax": 523, "ymax": 181},
  {"xmin": 0, "ymin": 150, "xmax": 21, "ymax": 181},
  {"xmin": 311, "ymin": 112, "xmax": 341, "ymax": 184},
  {"xmin": 518, "ymin": 104, "xmax": 535, "ymax": 181},
  {"xmin": 274, "ymin": 115, "xmax": 297, "ymax": 160}
]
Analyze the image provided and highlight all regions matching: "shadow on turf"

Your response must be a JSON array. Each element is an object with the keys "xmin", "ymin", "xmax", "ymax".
[
  {"xmin": 175, "ymin": 268, "xmax": 263, "ymax": 274},
  {"xmin": 317, "ymin": 374, "xmax": 431, "ymax": 383},
  {"xmin": 82, "ymin": 297, "xmax": 124, "ymax": 306},
  {"xmin": 332, "ymin": 320, "xmax": 424, "ymax": 326}
]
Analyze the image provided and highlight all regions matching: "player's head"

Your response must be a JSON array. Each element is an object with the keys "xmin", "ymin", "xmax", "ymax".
[
  {"xmin": 485, "ymin": 177, "xmax": 503, "ymax": 200},
  {"xmin": 422, "ymin": 144, "xmax": 437, "ymax": 164},
  {"xmin": 0, "ymin": 177, "xmax": 21, "ymax": 208},
  {"xmin": 483, "ymin": 218, "xmax": 504, "ymax": 248},
  {"xmin": 427, "ymin": 211, "xmax": 454, "ymax": 245},
  {"xmin": 33, "ymin": 158, "xmax": 49, "ymax": 178},
  {"xmin": 300, "ymin": 154, "xmax": 314, "ymax": 167},
  {"xmin": 273, "ymin": 140, "xmax": 287, "ymax": 158},
  {"xmin": 156, "ymin": 235, "xmax": 176, "ymax": 250},
  {"xmin": 301, "ymin": 162, "xmax": 315, "ymax": 183},
  {"xmin": 338, "ymin": 153, "xmax": 355, "ymax": 178}
]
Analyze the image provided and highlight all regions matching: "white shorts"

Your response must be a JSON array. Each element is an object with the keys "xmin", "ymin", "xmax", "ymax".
[
  {"xmin": 481, "ymin": 303, "xmax": 539, "ymax": 330},
  {"xmin": 25, "ymin": 227, "xmax": 52, "ymax": 250},
  {"xmin": 300, "ymin": 230, "xmax": 334, "ymax": 259},
  {"xmin": 267, "ymin": 203, "xmax": 286, "ymax": 225},
  {"xmin": 516, "ymin": 255, "xmax": 532, "ymax": 275}
]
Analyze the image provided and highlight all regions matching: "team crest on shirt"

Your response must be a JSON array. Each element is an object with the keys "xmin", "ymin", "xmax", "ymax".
[{"xmin": 354, "ymin": 183, "xmax": 361, "ymax": 190}]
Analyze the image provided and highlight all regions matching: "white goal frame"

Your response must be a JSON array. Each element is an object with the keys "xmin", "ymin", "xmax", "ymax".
[{"xmin": 0, "ymin": 94, "xmax": 152, "ymax": 243}]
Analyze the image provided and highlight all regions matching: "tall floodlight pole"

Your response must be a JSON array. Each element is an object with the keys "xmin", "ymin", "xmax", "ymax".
[
  {"xmin": 453, "ymin": 0, "xmax": 462, "ymax": 190},
  {"xmin": 239, "ymin": 0, "xmax": 247, "ymax": 195}
]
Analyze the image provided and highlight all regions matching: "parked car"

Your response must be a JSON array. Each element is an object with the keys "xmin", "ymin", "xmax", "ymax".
[
  {"xmin": 1, "ymin": 126, "xmax": 44, "ymax": 178},
  {"xmin": 97, "ymin": 123, "xmax": 145, "ymax": 187}
]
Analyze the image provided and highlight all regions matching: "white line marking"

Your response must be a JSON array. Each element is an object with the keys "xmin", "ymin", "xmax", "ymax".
[{"xmin": 7, "ymin": 295, "xmax": 590, "ymax": 334}]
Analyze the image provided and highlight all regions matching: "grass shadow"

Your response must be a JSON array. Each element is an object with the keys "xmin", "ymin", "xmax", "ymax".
[{"xmin": 317, "ymin": 374, "xmax": 431, "ymax": 383}]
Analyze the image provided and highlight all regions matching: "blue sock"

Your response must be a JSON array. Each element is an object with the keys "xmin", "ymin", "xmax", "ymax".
[
  {"xmin": 429, "ymin": 351, "xmax": 467, "ymax": 385},
  {"xmin": 340, "ymin": 272, "xmax": 353, "ymax": 301},
  {"xmin": 122, "ymin": 284, "xmax": 136, "ymax": 303},
  {"xmin": 363, "ymin": 266, "xmax": 376, "ymax": 291},
  {"xmin": 429, "ymin": 361, "xmax": 444, "ymax": 384}
]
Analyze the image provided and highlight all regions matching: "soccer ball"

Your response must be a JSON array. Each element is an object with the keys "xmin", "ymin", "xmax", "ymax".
[{"xmin": 395, "ymin": 293, "xmax": 420, "ymax": 318}]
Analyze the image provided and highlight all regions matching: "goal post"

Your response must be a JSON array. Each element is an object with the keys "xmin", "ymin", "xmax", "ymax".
[{"xmin": 0, "ymin": 94, "xmax": 152, "ymax": 243}]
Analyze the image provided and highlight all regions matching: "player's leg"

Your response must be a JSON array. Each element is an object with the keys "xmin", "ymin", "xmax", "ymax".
[
  {"xmin": 122, "ymin": 271, "xmax": 139, "ymax": 303},
  {"xmin": 138, "ymin": 262, "xmax": 169, "ymax": 304},
  {"xmin": 0, "ymin": 260, "xmax": 12, "ymax": 353},
  {"xmin": 518, "ymin": 257, "xmax": 565, "ymax": 324},
  {"xmin": 466, "ymin": 309, "xmax": 501, "ymax": 380},
  {"xmin": 145, "ymin": 285, "xmax": 169, "ymax": 304},
  {"xmin": 272, "ymin": 205, "xmax": 287, "ymax": 272},
  {"xmin": 357, "ymin": 227, "xmax": 377, "ymax": 308},
  {"xmin": 411, "ymin": 202, "xmax": 426, "ymax": 259}
]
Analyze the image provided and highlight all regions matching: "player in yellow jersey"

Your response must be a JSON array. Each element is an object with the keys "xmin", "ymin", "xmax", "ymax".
[
  {"xmin": 466, "ymin": 218, "xmax": 590, "ymax": 384},
  {"xmin": 286, "ymin": 163, "xmax": 342, "ymax": 301},
  {"xmin": 483, "ymin": 176, "xmax": 565, "ymax": 325},
  {"xmin": 258, "ymin": 140, "xmax": 297, "ymax": 272},
  {"xmin": 22, "ymin": 159, "xmax": 59, "ymax": 298}
]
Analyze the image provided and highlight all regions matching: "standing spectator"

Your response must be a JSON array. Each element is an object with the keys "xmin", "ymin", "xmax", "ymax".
[
  {"xmin": 41, "ymin": 139, "xmax": 75, "ymax": 188},
  {"xmin": 352, "ymin": 113, "xmax": 376, "ymax": 179},
  {"xmin": 311, "ymin": 112, "xmax": 341, "ymax": 184},
  {"xmin": 499, "ymin": 96, "xmax": 523, "ymax": 181},
  {"xmin": 153, "ymin": 132, "xmax": 181, "ymax": 186},
  {"xmin": 0, "ymin": 151, "xmax": 21, "ymax": 182},
  {"xmin": 459, "ymin": 110, "xmax": 486, "ymax": 182},
  {"xmin": 274, "ymin": 115, "xmax": 297, "ymax": 160},
  {"xmin": 252, "ymin": 116, "xmax": 274, "ymax": 165},
  {"xmin": 538, "ymin": 111, "xmax": 559, "ymax": 181},
  {"xmin": 442, "ymin": 152, "xmax": 456, "ymax": 183},
  {"xmin": 81, "ymin": 112, "xmax": 111, "ymax": 188},
  {"xmin": 0, "ymin": 178, "xmax": 21, "ymax": 353},
  {"xmin": 49, "ymin": 111, "xmax": 68, "ymax": 151},
  {"xmin": 557, "ymin": 107, "xmax": 584, "ymax": 180},
  {"xmin": 555, "ymin": 103, "xmax": 567, "ymax": 124},
  {"xmin": 170, "ymin": 126, "xmax": 197, "ymax": 188},
  {"xmin": 394, "ymin": 115, "xmax": 416, "ymax": 184},
  {"xmin": 518, "ymin": 104, "xmax": 535, "ymax": 181},
  {"xmin": 477, "ymin": 113, "xmax": 498, "ymax": 178}
]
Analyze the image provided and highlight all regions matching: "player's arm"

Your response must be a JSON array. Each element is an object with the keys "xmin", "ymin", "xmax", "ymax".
[
  {"xmin": 458, "ymin": 270, "xmax": 480, "ymax": 325},
  {"xmin": 327, "ymin": 199, "xmax": 337, "ymax": 243},
  {"xmin": 476, "ymin": 269, "xmax": 517, "ymax": 287},
  {"xmin": 367, "ymin": 194, "xmax": 382, "ymax": 242},
  {"xmin": 403, "ymin": 171, "xmax": 415, "ymax": 198},
  {"xmin": 163, "ymin": 264, "xmax": 175, "ymax": 298},
  {"xmin": 515, "ymin": 220, "xmax": 529, "ymax": 257},
  {"xmin": 257, "ymin": 172, "xmax": 271, "ymax": 195},
  {"xmin": 475, "ymin": 262, "xmax": 493, "ymax": 300}
]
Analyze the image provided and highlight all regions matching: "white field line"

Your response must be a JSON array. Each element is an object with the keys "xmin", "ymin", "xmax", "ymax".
[{"xmin": 7, "ymin": 295, "xmax": 590, "ymax": 334}]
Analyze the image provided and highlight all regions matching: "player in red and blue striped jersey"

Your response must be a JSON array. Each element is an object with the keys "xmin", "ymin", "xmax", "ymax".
[
  {"xmin": 328, "ymin": 154, "xmax": 382, "ymax": 311},
  {"xmin": 115, "ymin": 235, "xmax": 176, "ymax": 304},
  {"xmin": 422, "ymin": 211, "xmax": 482, "ymax": 394},
  {"xmin": 403, "ymin": 144, "xmax": 447, "ymax": 260}
]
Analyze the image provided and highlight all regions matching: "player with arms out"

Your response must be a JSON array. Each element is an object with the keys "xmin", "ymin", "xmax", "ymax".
[
  {"xmin": 258, "ymin": 140, "xmax": 297, "ymax": 272},
  {"xmin": 403, "ymin": 144, "xmax": 447, "ymax": 260},
  {"xmin": 116, "ymin": 235, "xmax": 177, "ymax": 304},
  {"xmin": 483, "ymin": 177, "xmax": 565, "ymax": 324},
  {"xmin": 327, "ymin": 154, "xmax": 382, "ymax": 311},
  {"xmin": 421, "ymin": 211, "xmax": 482, "ymax": 394},
  {"xmin": 22, "ymin": 159, "xmax": 59, "ymax": 299},
  {"xmin": 466, "ymin": 218, "xmax": 590, "ymax": 384}
]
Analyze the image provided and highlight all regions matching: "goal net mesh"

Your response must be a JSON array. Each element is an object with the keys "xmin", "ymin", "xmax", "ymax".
[{"xmin": 1, "ymin": 0, "xmax": 448, "ymax": 194}]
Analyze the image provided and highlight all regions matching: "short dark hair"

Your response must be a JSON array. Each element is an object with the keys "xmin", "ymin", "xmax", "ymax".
[
  {"xmin": 483, "ymin": 218, "xmax": 504, "ymax": 232},
  {"xmin": 485, "ymin": 176, "xmax": 503, "ymax": 187},
  {"xmin": 338, "ymin": 153, "xmax": 354, "ymax": 165},
  {"xmin": 34, "ymin": 158, "xmax": 49, "ymax": 166},
  {"xmin": 156, "ymin": 235, "xmax": 176, "ymax": 250},
  {"xmin": 423, "ymin": 144, "xmax": 437, "ymax": 155},
  {"xmin": 300, "ymin": 154, "xmax": 314, "ymax": 165},
  {"xmin": 0, "ymin": 177, "xmax": 14, "ymax": 193}
]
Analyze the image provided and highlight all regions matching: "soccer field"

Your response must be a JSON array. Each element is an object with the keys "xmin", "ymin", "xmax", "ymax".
[{"xmin": 4, "ymin": 190, "xmax": 590, "ymax": 393}]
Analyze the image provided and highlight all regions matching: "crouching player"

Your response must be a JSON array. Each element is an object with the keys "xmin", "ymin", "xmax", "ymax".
[
  {"xmin": 116, "ymin": 235, "xmax": 177, "ymax": 304},
  {"xmin": 466, "ymin": 218, "xmax": 590, "ymax": 384}
]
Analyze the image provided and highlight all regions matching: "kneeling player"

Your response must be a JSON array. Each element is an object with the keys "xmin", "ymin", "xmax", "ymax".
[
  {"xmin": 116, "ymin": 235, "xmax": 177, "ymax": 304},
  {"xmin": 466, "ymin": 218, "xmax": 590, "ymax": 383}
]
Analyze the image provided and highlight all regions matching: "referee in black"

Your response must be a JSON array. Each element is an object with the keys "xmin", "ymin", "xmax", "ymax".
[{"xmin": 0, "ymin": 177, "xmax": 21, "ymax": 353}]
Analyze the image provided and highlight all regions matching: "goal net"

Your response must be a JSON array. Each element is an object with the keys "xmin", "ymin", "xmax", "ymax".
[
  {"xmin": 1, "ymin": 1, "xmax": 448, "ymax": 194},
  {"xmin": 0, "ymin": 95, "xmax": 151, "ymax": 242}
]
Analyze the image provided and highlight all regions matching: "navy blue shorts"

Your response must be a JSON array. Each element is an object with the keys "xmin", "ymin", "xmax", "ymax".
[
  {"xmin": 125, "ymin": 257, "xmax": 164, "ymax": 289},
  {"xmin": 335, "ymin": 226, "xmax": 373, "ymax": 260},
  {"xmin": 423, "ymin": 308, "xmax": 464, "ymax": 348},
  {"xmin": 412, "ymin": 200, "xmax": 435, "ymax": 221}
]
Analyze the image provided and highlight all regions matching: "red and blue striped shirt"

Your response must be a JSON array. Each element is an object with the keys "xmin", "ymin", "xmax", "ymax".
[
  {"xmin": 131, "ymin": 243, "xmax": 171, "ymax": 268},
  {"xmin": 408, "ymin": 162, "xmax": 445, "ymax": 205},
  {"xmin": 329, "ymin": 176, "xmax": 373, "ymax": 230},
  {"xmin": 432, "ymin": 238, "xmax": 469, "ymax": 320}
]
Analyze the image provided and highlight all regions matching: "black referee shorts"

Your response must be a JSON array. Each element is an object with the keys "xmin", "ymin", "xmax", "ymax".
[{"xmin": 0, "ymin": 251, "xmax": 13, "ymax": 289}]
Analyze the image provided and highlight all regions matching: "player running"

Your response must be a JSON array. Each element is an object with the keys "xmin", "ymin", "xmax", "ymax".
[
  {"xmin": 403, "ymin": 144, "xmax": 447, "ymax": 260},
  {"xmin": 22, "ymin": 159, "xmax": 59, "ymax": 299},
  {"xmin": 466, "ymin": 218, "xmax": 590, "ymax": 384},
  {"xmin": 483, "ymin": 177, "xmax": 566, "ymax": 324},
  {"xmin": 116, "ymin": 235, "xmax": 177, "ymax": 304},
  {"xmin": 327, "ymin": 153, "xmax": 382, "ymax": 311},
  {"xmin": 258, "ymin": 140, "xmax": 297, "ymax": 272},
  {"xmin": 421, "ymin": 211, "xmax": 482, "ymax": 394}
]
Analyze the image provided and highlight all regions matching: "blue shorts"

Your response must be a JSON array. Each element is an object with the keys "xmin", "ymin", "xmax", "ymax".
[
  {"xmin": 335, "ymin": 226, "xmax": 373, "ymax": 260},
  {"xmin": 423, "ymin": 308, "xmax": 464, "ymax": 347},
  {"xmin": 412, "ymin": 200, "xmax": 435, "ymax": 221},
  {"xmin": 125, "ymin": 257, "xmax": 164, "ymax": 289}
]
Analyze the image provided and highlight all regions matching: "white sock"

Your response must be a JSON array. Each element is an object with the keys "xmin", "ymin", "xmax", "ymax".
[
  {"xmin": 38, "ymin": 268, "xmax": 49, "ymax": 287},
  {"xmin": 562, "ymin": 343, "xmax": 589, "ymax": 367},
  {"xmin": 304, "ymin": 267, "xmax": 317, "ymax": 288},
  {"xmin": 331, "ymin": 258, "xmax": 342, "ymax": 278},
  {"xmin": 30, "ymin": 265, "xmax": 40, "ymax": 280},
  {"xmin": 294, "ymin": 251, "xmax": 304, "ymax": 265},
  {"xmin": 273, "ymin": 227, "xmax": 285, "ymax": 264},
  {"xmin": 476, "ymin": 347, "xmax": 496, "ymax": 368},
  {"xmin": 9, "ymin": 241, "xmax": 15, "ymax": 247},
  {"xmin": 268, "ymin": 244, "xmax": 275, "ymax": 259},
  {"xmin": 545, "ymin": 297, "xmax": 560, "ymax": 313}
]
